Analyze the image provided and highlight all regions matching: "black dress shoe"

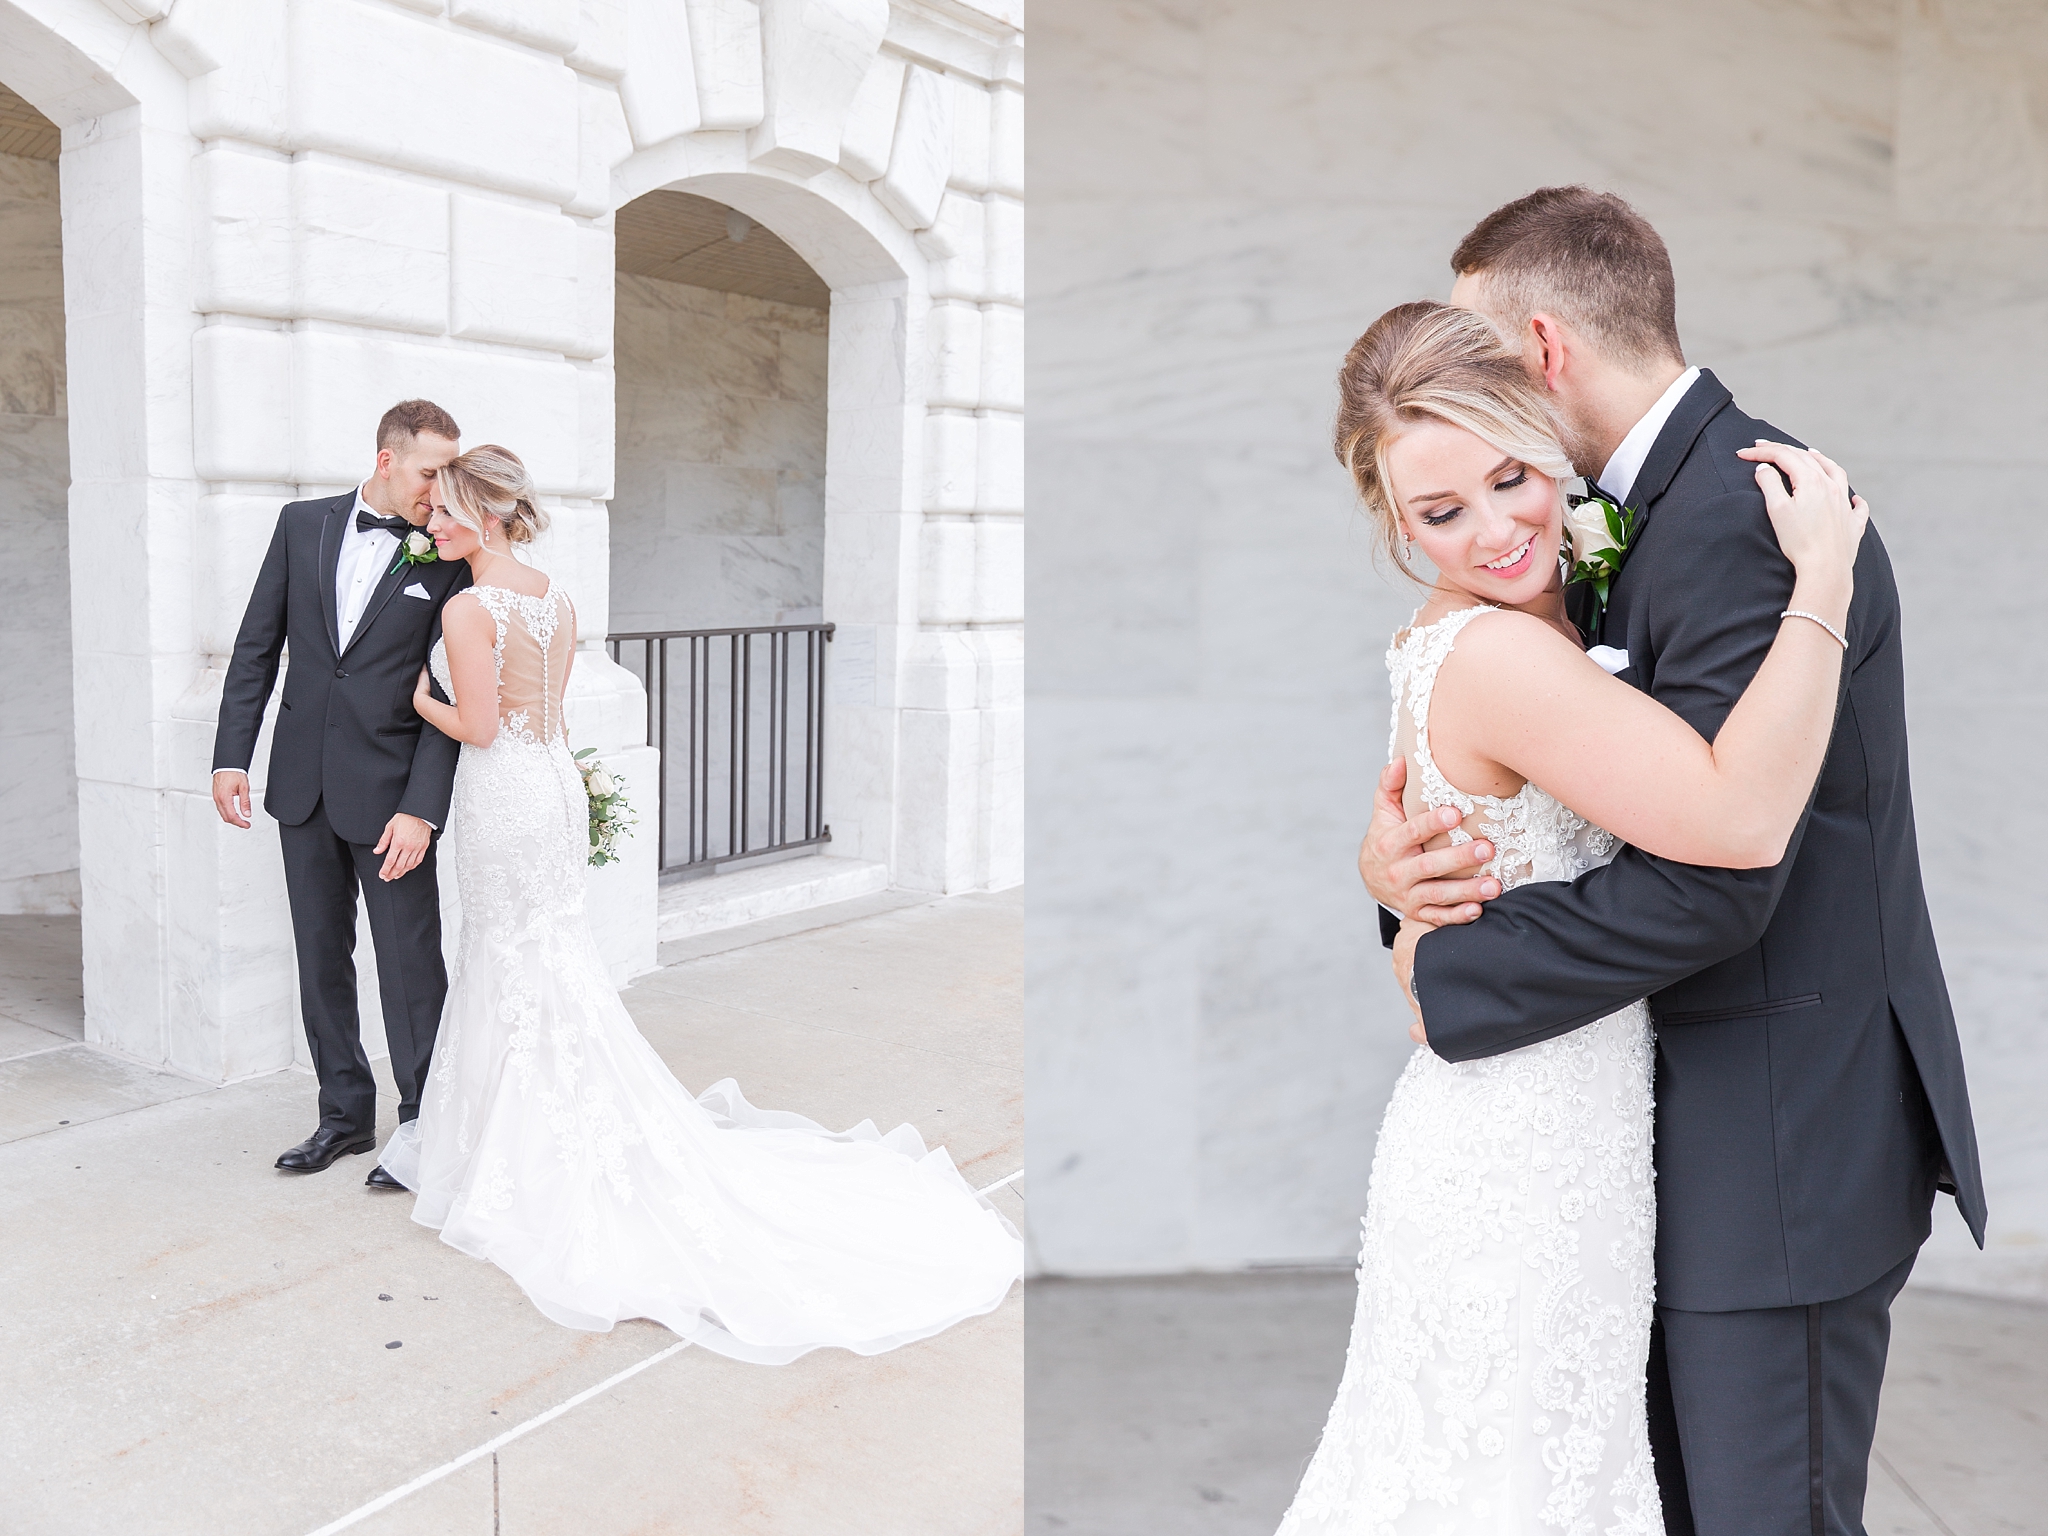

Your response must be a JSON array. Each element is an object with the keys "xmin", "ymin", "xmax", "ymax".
[
  {"xmin": 275, "ymin": 1128, "xmax": 376, "ymax": 1173},
  {"xmin": 365, "ymin": 1164, "xmax": 408, "ymax": 1191}
]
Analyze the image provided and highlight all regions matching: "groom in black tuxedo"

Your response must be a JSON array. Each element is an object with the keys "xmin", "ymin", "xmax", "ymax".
[
  {"xmin": 212, "ymin": 400, "xmax": 473, "ymax": 1184},
  {"xmin": 1365, "ymin": 189, "xmax": 1984, "ymax": 1536}
]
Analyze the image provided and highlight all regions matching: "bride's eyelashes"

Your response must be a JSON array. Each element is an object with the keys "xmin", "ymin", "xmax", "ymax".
[{"xmin": 1419, "ymin": 468, "xmax": 1531, "ymax": 529}]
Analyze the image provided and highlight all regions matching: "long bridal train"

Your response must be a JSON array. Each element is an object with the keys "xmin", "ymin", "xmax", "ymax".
[{"xmin": 382, "ymin": 582, "xmax": 1020, "ymax": 1364}]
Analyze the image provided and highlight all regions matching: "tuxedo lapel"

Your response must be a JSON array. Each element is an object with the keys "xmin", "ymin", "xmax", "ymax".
[
  {"xmin": 316, "ymin": 495, "xmax": 349, "ymax": 659},
  {"xmin": 1625, "ymin": 369, "xmax": 1733, "ymax": 533}
]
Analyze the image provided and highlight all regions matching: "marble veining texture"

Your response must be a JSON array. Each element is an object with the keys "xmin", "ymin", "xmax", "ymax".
[
  {"xmin": 0, "ymin": 150, "xmax": 76, "ymax": 914},
  {"xmin": 608, "ymin": 273, "xmax": 827, "ymax": 635},
  {"xmin": 1028, "ymin": 0, "xmax": 2048, "ymax": 1292}
]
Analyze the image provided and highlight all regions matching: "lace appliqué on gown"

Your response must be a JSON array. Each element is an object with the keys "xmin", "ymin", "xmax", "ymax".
[
  {"xmin": 1277, "ymin": 605, "xmax": 1661, "ymax": 1536},
  {"xmin": 382, "ymin": 581, "xmax": 1021, "ymax": 1364}
]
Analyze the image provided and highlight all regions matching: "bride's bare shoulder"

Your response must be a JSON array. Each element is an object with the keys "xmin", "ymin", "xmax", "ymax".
[
  {"xmin": 1437, "ymin": 609, "xmax": 1587, "ymax": 689},
  {"xmin": 440, "ymin": 590, "xmax": 496, "ymax": 637}
]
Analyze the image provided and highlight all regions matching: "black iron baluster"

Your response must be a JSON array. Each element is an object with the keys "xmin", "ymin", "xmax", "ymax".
[
  {"xmin": 806, "ymin": 626, "xmax": 823, "ymax": 843},
  {"xmin": 653, "ymin": 639, "xmax": 667, "ymax": 872},
  {"xmin": 802, "ymin": 629, "xmax": 815, "ymax": 839},
  {"xmin": 775, "ymin": 631, "xmax": 789, "ymax": 846},
  {"xmin": 742, "ymin": 633, "xmax": 757, "ymax": 856},
  {"xmin": 765, "ymin": 631, "xmax": 778, "ymax": 848},
  {"xmin": 690, "ymin": 635, "xmax": 702, "ymax": 868}
]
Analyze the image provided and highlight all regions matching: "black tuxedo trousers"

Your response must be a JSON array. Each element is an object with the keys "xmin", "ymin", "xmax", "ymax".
[
  {"xmin": 213, "ymin": 493, "xmax": 473, "ymax": 1135},
  {"xmin": 1407, "ymin": 373, "xmax": 1984, "ymax": 1535}
]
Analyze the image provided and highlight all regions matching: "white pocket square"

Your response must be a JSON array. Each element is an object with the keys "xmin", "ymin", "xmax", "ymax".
[
  {"xmin": 403, "ymin": 582, "xmax": 431, "ymax": 599},
  {"xmin": 1587, "ymin": 645, "xmax": 1630, "ymax": 675}
]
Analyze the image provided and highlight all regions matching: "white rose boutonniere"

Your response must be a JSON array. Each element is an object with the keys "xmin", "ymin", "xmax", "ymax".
[
  {"xmin": 1562, "ymin": 492, "xmax": 1636, "ymax": 616},
  {"xmin": 389, "ymin": 528, "xmax": 439, "ymax": 576}
]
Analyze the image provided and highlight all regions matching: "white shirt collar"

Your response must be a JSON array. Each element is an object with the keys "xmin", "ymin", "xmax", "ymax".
[
  {"xmin": 1598, "ymin": 365, "xmax": 1701, "ymax": 506},
  {"xmin": 347, "ymin": 484, "xmax": 387, "ymax": 535}
]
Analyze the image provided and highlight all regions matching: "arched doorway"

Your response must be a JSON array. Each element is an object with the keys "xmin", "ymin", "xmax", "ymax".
[
  {"xmin": 599, "ymin": 153, "xmax": 935, "ymax": 934},
  {"xmin": 0, "ymin": 81, "xmax": 71, "ymax": 908},
  {"xmin": 0, "ymin": 79, "xmax": 81, "ymax": 1048},
  {"xmin": 608, "ymin": 189, "xmax": 835, "ymax": 893}
]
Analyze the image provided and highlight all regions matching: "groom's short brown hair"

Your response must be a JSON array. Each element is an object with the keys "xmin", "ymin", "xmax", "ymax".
[
  {"xmin": 376, "ymin": 398, "xmax": 461, "ymax": 452},
  {"xmin": 1451, "ymin": 187, "xmax": 1684, "ymax": 370}
]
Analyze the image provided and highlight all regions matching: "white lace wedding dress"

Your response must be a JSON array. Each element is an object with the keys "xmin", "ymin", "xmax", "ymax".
[
  {"xmin": 1277, "ymin": 605, "xmax": 1662, "ymax": 1535},
  {"xmin": 380, "ymin": 580, "xmax": 1021, "ymax": 1364}
]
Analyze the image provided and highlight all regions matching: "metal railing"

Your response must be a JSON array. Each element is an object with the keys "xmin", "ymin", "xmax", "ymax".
[{"xmin": 605, "ymin": 623, "xmax": 833, "ymax": 877}]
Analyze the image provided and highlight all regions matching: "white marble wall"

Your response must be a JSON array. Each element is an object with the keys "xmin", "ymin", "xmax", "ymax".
[
  {"xmin": 1028, "ymin": 0, "xmax": 2048, "ymax": 1299},
  {"xmin": 0, "ymin": 148, "xmax": 74, "ymax": 915},
  {"xmin": 6, "ymin": 0, "xmax": 1023, "ymax": 1084},
  {"xmin": 610, "ymin": 273, "xmax": 827, "ymax": 632}
]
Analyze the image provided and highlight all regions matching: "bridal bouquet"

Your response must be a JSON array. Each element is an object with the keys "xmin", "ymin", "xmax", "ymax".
[{"xmin": 573, "ymin": 749, "xmax": 637, "ymax": 867}]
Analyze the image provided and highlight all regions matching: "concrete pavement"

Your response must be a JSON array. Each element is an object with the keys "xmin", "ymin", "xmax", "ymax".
[
  {"xmin": 1025, "ymin": 1270, "xmax": 2047, "ymax": 1535},
  {"xmin": 0, "ymin": 891, "xmax": 1022, "ymax": 1536}
]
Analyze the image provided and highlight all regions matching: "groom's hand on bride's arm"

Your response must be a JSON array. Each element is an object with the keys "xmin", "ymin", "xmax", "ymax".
[
  {"xmin": 374, "ymin": 814, "xmax": 432, "ymax": 882},
  {"xmin": 1360, "ymin": 758, "xmax": 1500, "ymax": 926}
]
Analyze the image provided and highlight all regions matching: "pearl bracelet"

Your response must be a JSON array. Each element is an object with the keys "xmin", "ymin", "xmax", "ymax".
[{"xmin": 1781, "ymin": 609, "xmax": 1847, "ymax": 650}]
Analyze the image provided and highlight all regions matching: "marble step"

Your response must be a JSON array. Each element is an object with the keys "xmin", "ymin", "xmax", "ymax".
[{"xmin": 655, "ymin": 855, "xmax": 892, "ymax": 943}]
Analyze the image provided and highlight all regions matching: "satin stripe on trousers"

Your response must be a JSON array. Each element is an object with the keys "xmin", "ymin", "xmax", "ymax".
[
  {"xmin": 1650, "ymin": 1249, "xmax": 1918, "ymax": 1536},
  {"xmin": 278, "ymin": 800, "xmax": 447, "ymax": 1138}
]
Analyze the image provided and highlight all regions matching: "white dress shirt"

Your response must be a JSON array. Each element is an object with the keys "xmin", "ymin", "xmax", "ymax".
[
  {"xmin": 1597, "ymin": 365, "xmax": 1701, "ymax": 506},
  {"xmin": 337, "ymin": 486, "xmax": 403, "ymax": 653}
]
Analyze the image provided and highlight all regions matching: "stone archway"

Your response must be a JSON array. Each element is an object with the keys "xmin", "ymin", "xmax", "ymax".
[
  {"xmin": 0, "ymin": 82, "xmax": 72, "ymax": 917},
  {"xmin": 605, "ymin": 153, "xmax": 923, "ymax": 889},
  {"xmin": 0, "ymin": 0, "xmax": 194, "ymax": 1073}
]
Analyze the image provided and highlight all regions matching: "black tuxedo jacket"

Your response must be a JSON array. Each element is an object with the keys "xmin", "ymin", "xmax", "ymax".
[
  {"xmin": 212, "ymin": 491, "xmax": 473, "ymax": 845},
  {"xmin": 1410, "ymin": 371, "xmax": 1985, "ymax": 1312}
]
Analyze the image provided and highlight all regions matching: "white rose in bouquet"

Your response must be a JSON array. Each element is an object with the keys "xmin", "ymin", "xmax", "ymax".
[{"xmin": 588, "ymin": 764, "xmax": 617, "ymax": 799}]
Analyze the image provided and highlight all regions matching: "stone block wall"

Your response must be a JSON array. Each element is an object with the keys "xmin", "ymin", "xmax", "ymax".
[
  {"xmin": 0, "ymin": 147, "xmax": 73, "ymax": 914},
  {"xmin": 1029, "ymin": 0, "xmax": 2048, "ymax": 1300},
  {"xmin": 3, "ymin": 0, "xmax": 1022, "ymax": 1085}
]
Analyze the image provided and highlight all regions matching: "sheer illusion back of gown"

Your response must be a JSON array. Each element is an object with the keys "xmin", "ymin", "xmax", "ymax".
[
  {"xmin": 382, "ymin": 579, "xmax": 1021, "ymax": 1364},
  {"xmin": 1276, "ymin": 605, "xmax": 1662, "ymax": 1535}
]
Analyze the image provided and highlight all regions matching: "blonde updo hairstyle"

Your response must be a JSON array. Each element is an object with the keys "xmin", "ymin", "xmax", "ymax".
[
  {"xmin": 439, "ymin": 443, "xmax": 549, "ymax": 547},
  {"xmin": 1333, "ymin": 300, "xmax": 1574, "ymax": 582}
]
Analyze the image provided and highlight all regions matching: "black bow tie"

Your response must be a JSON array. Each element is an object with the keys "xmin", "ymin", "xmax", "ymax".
[{"xmin": 356, "ymin": 510, "xmax": 416, "ymax": 535}]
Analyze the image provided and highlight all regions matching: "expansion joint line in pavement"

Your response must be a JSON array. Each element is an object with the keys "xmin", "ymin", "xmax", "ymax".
[{"xmin": 304, "ymin": 1169, "xmax": 1024, "ymax": 1536}]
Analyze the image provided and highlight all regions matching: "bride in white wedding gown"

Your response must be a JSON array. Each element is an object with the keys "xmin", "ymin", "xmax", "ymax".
[
  {"xmin": 1275, "ymin": 305, "xmax": 1867, "ymax": 1532},
  {"xmin": 381, "ymin": 444, "xmax": 1021, "ymax": 1364}
]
